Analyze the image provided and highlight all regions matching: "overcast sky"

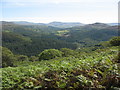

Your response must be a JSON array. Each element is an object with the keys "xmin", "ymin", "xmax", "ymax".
[{"xmin": 1, "ymin": 0, "xmax": 119, "ymax": 24}]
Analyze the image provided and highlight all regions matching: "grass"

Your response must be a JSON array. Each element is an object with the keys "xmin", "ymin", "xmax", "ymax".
[{"xmin": 56, "ymin": 30, "xmax": 69, "ymax": 36}]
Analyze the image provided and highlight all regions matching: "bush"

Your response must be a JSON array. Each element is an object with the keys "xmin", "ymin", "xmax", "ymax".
[
  {"xmin": 29, "ymin": 56, "xmax": 39, "ymax": 62},
  {"xmin": 39, "ymin": 49, "xmax": 62, "ymax": 60},
  {"xmin": 113, "ymin": 52, "xmax": 120, "ymax": 63},
  {"xmin": 2, "ymin": 46, "xmax": 16, "ymax": 67},
  {"xmin": 99, "ymin": 41, "xmax": 111, "ymax": 47},
  {"xmin": 60, "ymin": 48, "xmax": 77, "ymax": 57},
  {"xmin": 16, "ymin": 55, "xmax": 29, "ymax": 61},
  {"xmin": 109, "ymin": 36, "xmax": 120, "ymax": 46}
]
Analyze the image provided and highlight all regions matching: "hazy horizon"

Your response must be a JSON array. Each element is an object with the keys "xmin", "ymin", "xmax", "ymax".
[{"xmin": 1, "ymin": 20, "xmax": 118, "ymax": 24}]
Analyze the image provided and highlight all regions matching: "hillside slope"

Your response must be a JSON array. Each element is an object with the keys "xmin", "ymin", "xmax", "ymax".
[{"xmin": 1, "ymin": 46, "xmax": 119, "ymax": 89}]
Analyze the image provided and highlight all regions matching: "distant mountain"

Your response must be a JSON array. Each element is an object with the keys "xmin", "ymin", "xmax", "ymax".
[
  {"xmin": 2, "ymin": 21, "xmax": 119, "ymax": 27},
  {"xmin": 9, "ymin": 21, "xmax": 85, "ymax": 28},
  {"xmin": 1, "ymin": 21, "xmax": 62, "ymax": 35},
  {"xmin": 84, "ymin": 22, "xmax": 109, "ymax": 29},
  {"xmin": 1, "ymin": 21, "xmax": 15, "ymax": 25},
  {"xmin": 57, "ymin": 24, "xmax": 118, "ymax": 46},
  {"xmin": 13, "ymin": 21, "xmax": 45, "ymax": 25},
  {"xmin": 48, "ymin": 21, "xmax": 85, "ymax": 28},
  {"xmin": 2, "ymin": 21, "xmax": 76, "ymax": 56},
  {"xmin": 67, "ymin": 22, "xmax": 110, "ymax": 31},
  {"xmin": 107, "ymin": 23, "xmax": 119, "ymax": 26},
  {"xmin": 2, "ymin": 21, "xmax": 118, "ymax": 56}
]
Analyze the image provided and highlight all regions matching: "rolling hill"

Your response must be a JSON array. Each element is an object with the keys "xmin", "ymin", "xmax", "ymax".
[{"xmin": 1, "ymin": 21, "xmax": 119, "ymax": 56}]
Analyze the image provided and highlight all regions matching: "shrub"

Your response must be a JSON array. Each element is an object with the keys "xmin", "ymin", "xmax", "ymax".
[
  {"xmin": 99, "ymin": 41, "xmax": 111, "ymax": 47},
  {"xmin": 2, "ymin": 46, "xmax": 16, "ymax": 67},
  {"xmin": 29, "ymin": 56, "xmax": 39, "ymax": 62},
  {"xmin": 16, "ymin": 55, "xmax": 29, "ymax": 61},
  {"xmin": 109, "ymin": 36, "xmax": 120, "ymax": 46},
  {"xmin": 39, "ymin": 49, "xmax": 62, "ymax": 60},
  {"xmin": 60, "ymin": 48, "xmax": 76, "ymax": 57}
]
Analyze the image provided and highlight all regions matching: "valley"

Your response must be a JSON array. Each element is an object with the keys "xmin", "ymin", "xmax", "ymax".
[{"xmin": 0, "ymin": 21, "xmax": 120, "ymax": 89}]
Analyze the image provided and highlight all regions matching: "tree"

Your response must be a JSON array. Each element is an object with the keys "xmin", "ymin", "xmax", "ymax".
[
  {"xmin": 39, "ymin": 49, "xmax": 62, "ymax": 60},
  {"xmin": 29, "ymin": 56, "xmax": 39, "ymax": 62},
  {"xmin": 109, "ymin": 36, "xmax": 120, "ymax": 46},
  {"xmin": 16, "ymin": 55, "xmax": 28, "ymax": 61},
  {"xmin": 2, "ymin": 46, "xmax": 16, "ymax": 67},
  {"xmin": 60, "ymin": 48, "xmax": 76, "ymax": 57},
  {"xmin": 98, "ymin": 41, "xmax": 110, "ymax": 48}
]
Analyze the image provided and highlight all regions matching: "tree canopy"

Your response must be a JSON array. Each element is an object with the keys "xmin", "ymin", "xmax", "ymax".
[
  {"xmin": 39, "ymin": 49, "xmax": 62, "ymax": 60},
  {"xmin": 2, "ymin": 46, "xmax": 16, "ymax": 67},
  {"xmin": 109, "ymin": 36, "xmax": 120, "ymax": 46}
]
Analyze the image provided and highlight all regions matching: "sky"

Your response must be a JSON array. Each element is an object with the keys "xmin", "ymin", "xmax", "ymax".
[{"xmin": 1, "ymin": 0, "xmax": 119, "ymax": 24}]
